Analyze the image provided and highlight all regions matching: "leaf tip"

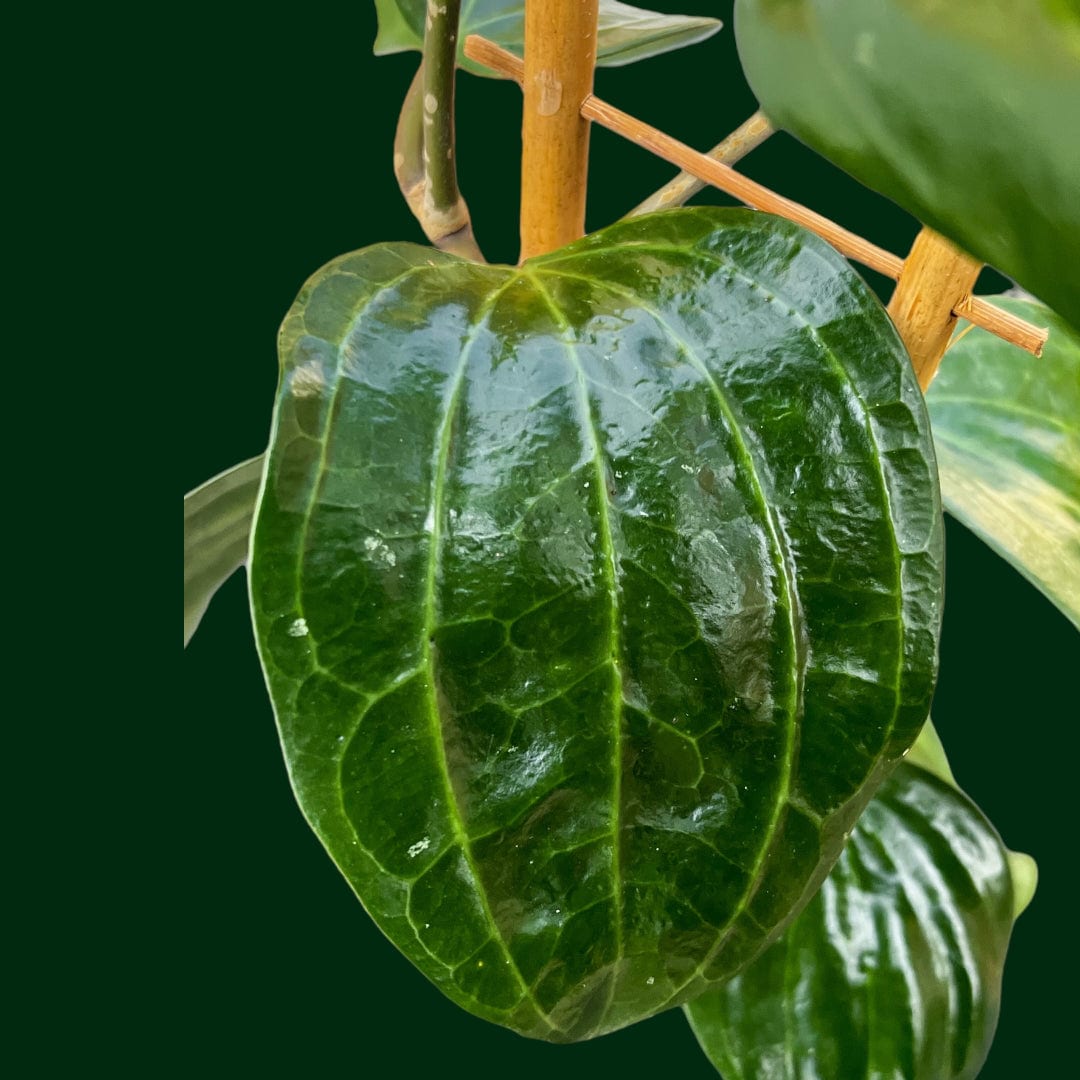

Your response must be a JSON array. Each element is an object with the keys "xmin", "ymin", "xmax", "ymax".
[{"xmin": 1006, "ymin": 849, "xmax": 1038, "ymax": 919}]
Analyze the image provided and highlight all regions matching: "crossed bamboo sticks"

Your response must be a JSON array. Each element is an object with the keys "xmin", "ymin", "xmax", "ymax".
[{"xmin": 463, "ymin": 33, "xmax": 1048, "ymax": 389}]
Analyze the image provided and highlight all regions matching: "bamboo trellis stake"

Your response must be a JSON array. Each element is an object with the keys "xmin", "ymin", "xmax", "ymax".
[
  {"xmin": 520, "ymin": 0, "xmax": 600, "ymax": 260},
  {"xmin": 464, "ymin": 33, "xmax": 1049, "ymax": 377}
]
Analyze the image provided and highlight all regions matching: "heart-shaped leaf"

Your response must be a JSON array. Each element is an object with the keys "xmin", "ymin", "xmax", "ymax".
[
  {"xmin": 685, "ymin": 759, "xmax": 1035, "ymax": 1080},
  {"xmin": 374, "ymin": 0, "xmax": 723, "ymax": 76},
  {"xmin": 184, "ymin": 456, "xmax": 264, "ymax": 647},
  {"xmin": 249, "ymin": 207, "xmax": 943, "ymax": 1040},
  {"xmin": 734, "ymin": 0, "xmax": 1080, "ymax": 330},
  {"xmin": 926, "ymin": 296, "xmax": 1080, "ymax": 629}
]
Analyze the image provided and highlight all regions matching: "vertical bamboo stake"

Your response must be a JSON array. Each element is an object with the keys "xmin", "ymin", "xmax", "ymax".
[
  {"xmin": 887, "ymin": 227, "xmax": 983, "ymax": 389},
  {"xmin": 519, "ymin": 0, "xmax": 600, "ymax": 261}
]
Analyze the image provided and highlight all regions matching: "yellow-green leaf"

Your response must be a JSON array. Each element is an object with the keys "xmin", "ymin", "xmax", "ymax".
[{"xmin": 927, "ymin": 297, "xmax": 1080, "ymax": 629}]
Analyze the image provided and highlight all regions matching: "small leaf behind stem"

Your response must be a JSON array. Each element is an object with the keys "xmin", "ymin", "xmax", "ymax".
[
  {"xmin": 375, "ymin": 0, "xmax": 722, "ymax": 76},
  {"xmin": 184, "ymin": 456, "xmax": 263, "ymax": 646}
]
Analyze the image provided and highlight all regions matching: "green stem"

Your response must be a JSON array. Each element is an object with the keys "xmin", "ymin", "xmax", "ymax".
[
  {"xmin": 393, "ymin": 1, "xmax": 483, "ymax": 260},
  {"xmin": 423, "ymin": 0, "xmax": 462, "ymax": 212}
]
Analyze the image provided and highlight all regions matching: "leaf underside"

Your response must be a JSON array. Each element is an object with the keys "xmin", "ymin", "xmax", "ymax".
[
  {"xmin": 184, "ymin": 456, "xmax": 264, "ymax": 646},
  {"xmin": 374, "ymin": 0, "xmax": 723, "ymax": 76},
  {"xmin": 250, "ymin": 207, "xmax": 943, "ymax": 1041},
  {"xmin": 685, "ymin": 761, "xmax": 1021, "ymax": 1080},
  {"xmin": 734, "ymin": 0, "xmax": 1080, "ymax": 331},
  {"xmin": 927, "ymin": 296, "xmax": 1080, "ymax": 629}
]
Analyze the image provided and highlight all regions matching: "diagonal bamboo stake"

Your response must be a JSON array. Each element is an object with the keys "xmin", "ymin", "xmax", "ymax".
[
  {"xmin": 626, "ymin": 111, "xmax": 774, "ymax": 218},
  {"xmin": 519, "ymin": 0, "xmax": 600, "ymax": 260},
  {"xmin": 465, "ymin": 34, "xmax": 1048, "ymax": 358}
]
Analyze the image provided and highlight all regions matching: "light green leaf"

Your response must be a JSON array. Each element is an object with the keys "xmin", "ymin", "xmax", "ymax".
[
  {"xmin": 184, "ymin": 456, "xmax": 264, "ymax": 647},
  {"xmin": 374, "ymin": 0, "xmax": 722, "ymax": 76},
  {"xmin": 685, "ymin": 761, "xmax": 1034, "ymax": 1080},
  {"xmin": 904, "ymin": 717, "xmax": 956, "ymax": 789},
  {"xmin": 250, "ymin": 207, "xmax": 944, "ymax": 1040},
  {"xmin": 926, "ymin": 296, "xmax": 1080, "ymax": 629},
  {"xmin": 734, "ymin": 0, "xmax": 1080, "ymax": 330},
  {"xmin": 905, "ymin": 720, "xmax": 1036, "ymax": 918}
]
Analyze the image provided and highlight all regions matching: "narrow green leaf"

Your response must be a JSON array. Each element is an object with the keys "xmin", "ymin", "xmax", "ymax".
[
  {"xmin": 374, "ymin": 0, "xmax": 722, "ymax": 76},
  {"xmin": 685, "ymin": 761, "xmax": 1034, "ymax": 1080},
  {"xmin": 734, "ymin": 0, "xmax": 1080, "ymax": 330},
  {"xmin": 926, "ymin": 296, "xmax": 1080, "ymax": 629},
  {"xmin": 184, "ymin": 456, "xmax": 264, "ymax": 647},
  {"xmin": 250, "ymin": 207, "xmax": 943, "ymax": 1040}
]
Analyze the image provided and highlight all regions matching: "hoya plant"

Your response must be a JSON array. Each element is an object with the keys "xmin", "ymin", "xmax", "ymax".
[{"xmin": 183, "ymin": 2, "xmax": 1078, "ymax": 1076}]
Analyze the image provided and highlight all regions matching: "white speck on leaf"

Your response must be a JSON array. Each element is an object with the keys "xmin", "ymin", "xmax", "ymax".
[
  {"xmin": 290, "ymin": 361, "xmax": 325, "ymax": 399},
  {"xmin": 287, "ymin": 618, "xmax": 309, "ymax": 637},
  {"xmin": 364, "ymin": 535, "xmax": 397, "ymax": 566},
  {"xmin": 407, "ymin": 837, "xmax": 431, "ymax": 859}
]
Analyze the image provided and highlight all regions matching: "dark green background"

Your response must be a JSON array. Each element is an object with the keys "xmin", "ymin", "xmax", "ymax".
[{"xmin": 181, "ymin": 3, "xmax": 1074, "ymax": 1075}]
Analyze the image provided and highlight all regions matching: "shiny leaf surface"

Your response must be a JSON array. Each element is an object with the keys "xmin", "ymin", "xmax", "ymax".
[
  {"xmin": 927, "ymin": 297, "xmax": 1080, "ymax": 629},
  {"xmin": 735, "ymin": 0, "xmax": 1080, "ymax": 330},
  {"xmin": 184, "ymin": 456, "xmax": 264, "ymax": 646},
  {"xmin": 685, "ymin": 761, "xmax": 1031, "ymax": 1080},
  {"xmin": 250, "ymin": 207, "xmax": 943, "ymax": 1040},
  {"xmin": 374, "ymin": 0, "xmax": 722, "ymax": 76}
]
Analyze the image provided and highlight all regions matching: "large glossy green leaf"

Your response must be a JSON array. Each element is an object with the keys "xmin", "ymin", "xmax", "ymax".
[
  {"xmin": 734, "ymin": 1, "xmax": 1080, "ymax": 330},
  {"xmin": 249, "ymin": 207, "xmax": 943, "ymax": 1041},
  {"xmin": 374, "ymin": 0, "xmax": 722, "ymax": 76},
  {"xmin": 184, "ymin": 456, "xmax": 264, "ymax": 646},
  {"xmin": 926, "ymin": 296, "xmax": 1080, "ymax": 629},
  {"xmin": 685, "ymin": 760, "xmax": 1033, "ymax": 1080}
]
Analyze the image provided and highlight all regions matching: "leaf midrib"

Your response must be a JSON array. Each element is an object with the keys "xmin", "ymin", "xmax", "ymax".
[
  {"xmin": 525, "ymin": 268, "xmax": 627, "ymax": 1037},
  {"xmin": 417, "ymin": 268, "xmax": 560, "ymax": 1035}
]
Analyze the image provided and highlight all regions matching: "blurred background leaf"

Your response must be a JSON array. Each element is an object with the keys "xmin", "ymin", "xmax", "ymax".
[{"xmin": 735, "ymin": 0, "xmax": 1080, "ymax": 330}]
